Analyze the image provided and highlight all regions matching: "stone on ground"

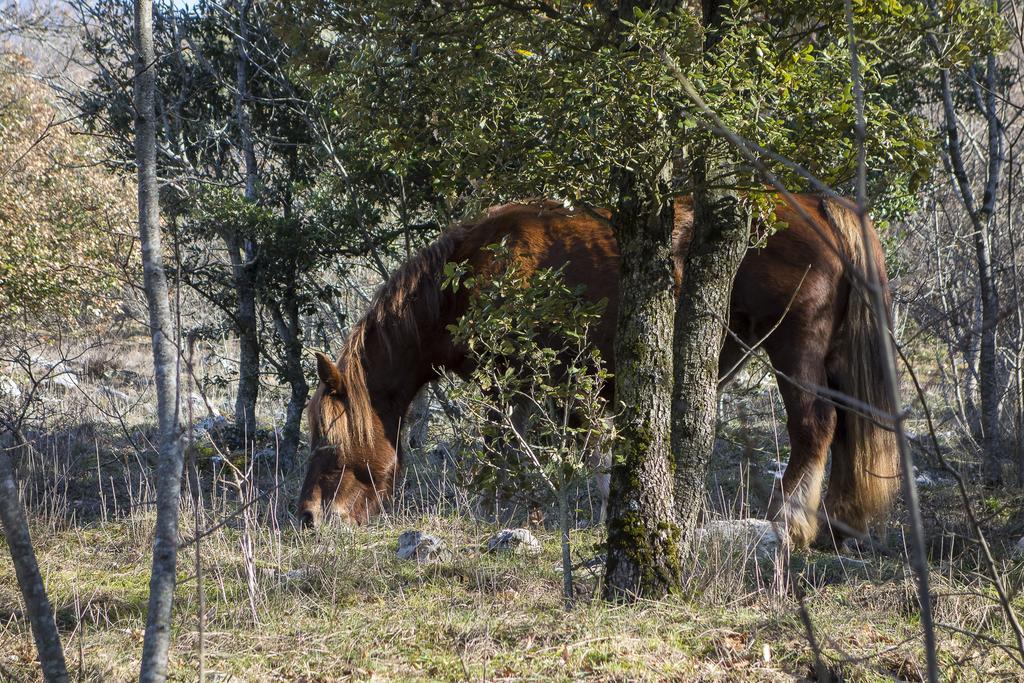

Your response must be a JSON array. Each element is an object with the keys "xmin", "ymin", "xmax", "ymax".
[
  {"xmin": 485, "ymin": 528, "xmax": 541, "ymax": 556},
  {"xmin": 396, "ymin": 530, "xmax": 450, "ymax": 562},
  {"xmin": 192, "ymin": 414, "xmax": 229, "ymax": 439},
  {"xmin": 695, "ymin": 518, "xmax": 781, "ymax": 558},
  {"xmin": 0, "ymin": 376, "xmax": 21, "ymax": 400}
]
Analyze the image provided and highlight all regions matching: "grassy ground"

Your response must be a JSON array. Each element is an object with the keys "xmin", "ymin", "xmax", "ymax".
[
  {"xmin": 3, "ymin": 335, "xmax": 1024, "ymax": 681},
  {"xmin": 2, "ymin": 504, "xmax": 1023, "ymax": 681}
]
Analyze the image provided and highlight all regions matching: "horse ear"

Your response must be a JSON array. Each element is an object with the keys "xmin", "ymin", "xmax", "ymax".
[{"xmin": 314, "ymin": 351, "xmax": 343, "ymax": 394}]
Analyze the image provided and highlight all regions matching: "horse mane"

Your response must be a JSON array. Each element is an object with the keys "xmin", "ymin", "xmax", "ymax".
[{"xmin": 330, "ymin": 231, "xmax": 457, "ymax": 449}]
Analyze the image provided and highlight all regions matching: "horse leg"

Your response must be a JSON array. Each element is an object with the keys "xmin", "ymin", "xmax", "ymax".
[
  {"xmin": 820, "ymin": 418, "xmax": 862, "ymax": 545},
  {"xmin": 769, "ymin": 350, "xmax": 837, "ymax": 548}
]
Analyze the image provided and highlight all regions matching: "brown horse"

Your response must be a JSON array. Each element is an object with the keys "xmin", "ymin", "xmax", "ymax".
[{"xmin": 298, "ymin": 194, "xmax": 898, "ymax": 547}]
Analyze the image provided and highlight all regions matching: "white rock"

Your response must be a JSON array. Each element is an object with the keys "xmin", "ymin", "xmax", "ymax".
[
  {"xmin": 33, "ymin": 357, "xmax": 79, "ymax": 387},
  {"xmin": 43, "ymin": 368, "xmax": 80, "ymax": 391},
  {"xmin": 0, "ymin": 376, "xmax": 21, "ymax": 400},
  {"xmin": 485, "ymin": 528, "xmax": 541, "ymax": 556},
  {"xmin": 191, "ymin": 414, "xmax": 228, "ymax": 439},
  {"xmin": 190, "ymin": 392, "xmax": 219, "ymax": 416},
  {"xmin": 913, "ymin": 467, "xmax": 946, "ymax": 488},
  {"xmin": 32, "ymin": 356, "xmax": 64, "ymax": 371},
  {"xmin": 915, "ymin": 471, "xmax": 937, "ymax": 487},
  {"xmin": 281, "ymin": 568, "xmax": 310, "ymax": 583},
  {"xmin": 396, "ymin": 530, "xmax": 450, "ymax": 562},
  {"xmin": 696, "ymin": 518, "xmax": 781, "ymax": 558},
  {"xmin": 253, "ymin": 446, "xmax": 291, "ymax": 471},
  {"xmin": 764, "ymin": 460, "xmax": 788, "ymax": 481}
]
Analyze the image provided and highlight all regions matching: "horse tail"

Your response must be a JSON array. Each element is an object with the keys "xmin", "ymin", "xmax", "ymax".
[{"xmin": 821, "ymin": 198, "xmax": 900, "ymax": 535}]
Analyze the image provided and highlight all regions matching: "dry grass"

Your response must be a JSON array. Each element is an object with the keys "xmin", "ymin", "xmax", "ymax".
[
  {"xmin": 2, "ymin": 505, "xmax": 1021, "ymax": 681},
  {"xmin": 1, "ymin": 334, "xmax": 1024, "ymax": 681}
]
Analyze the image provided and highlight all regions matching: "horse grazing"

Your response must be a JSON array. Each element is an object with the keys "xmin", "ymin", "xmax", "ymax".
[{"xmin": 298, "ymin": 194, "xmax": 898, "ymax": 548}]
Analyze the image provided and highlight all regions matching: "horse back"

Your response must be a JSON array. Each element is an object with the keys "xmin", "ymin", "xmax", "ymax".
[
  {"xmin": 448, "ymin": 202, "xmax": 623, "ymax": 370},
  {"xmin": 441, "ymin": 195, "xmax": 863, "ymax": 377},
  {"xmin": 727, "ymin": 195, "xmax": 852, "ymax": 355}
]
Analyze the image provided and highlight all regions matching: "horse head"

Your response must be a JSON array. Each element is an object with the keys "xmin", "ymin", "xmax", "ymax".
[{"xmin": 297, "ymin": 351, "xmax": 397, "ymax": 528}]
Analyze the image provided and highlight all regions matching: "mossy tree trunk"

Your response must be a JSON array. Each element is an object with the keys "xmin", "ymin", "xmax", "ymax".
[
  {"xmin": 671, "ymin": 153, "xmax": 747, "ymax": 558},
  {"xmin": 670, "ymin": 0, "xmax": 750, "ymax": 561},
  {"xmin": 603, "ymin": 172, "xmax": 683, "ymax": 600},
  {"xmin": 227, "ymin": 233, "xmax": 260, "ymax": 436}
]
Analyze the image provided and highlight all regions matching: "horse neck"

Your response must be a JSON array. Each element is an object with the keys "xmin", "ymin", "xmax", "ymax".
[
  {"xmin": 355, "ymin": 229, "xmax": 465, "ymax": 451},
  {"xmin": 359, "ymin": 325, "xmax": 446, "ymax": 453}
]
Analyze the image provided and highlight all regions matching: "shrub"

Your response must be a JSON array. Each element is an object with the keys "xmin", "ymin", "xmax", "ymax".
[
  {"xmin": 443, "ymin": 241, "xmax": 614, "ymax": 604},
  {"xmin": 0, "ymin": 58, "xmax": 133, "ymax": 327}
]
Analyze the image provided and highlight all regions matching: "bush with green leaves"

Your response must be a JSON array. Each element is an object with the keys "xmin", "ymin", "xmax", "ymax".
[
  {"xmin": 442, "ymin": 242, "xmax": 614, "ymax": 603},
  {"xmin": 285, "ymin": 0, "xmax": 1004, "ymax": 222}
]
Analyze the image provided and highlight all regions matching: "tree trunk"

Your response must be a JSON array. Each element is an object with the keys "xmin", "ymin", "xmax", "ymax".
[
  {"xmin": 1009, "ymin": 164, "xmax": 1024, "ymax": 484},
  {"xmin": 975, "ymin": 210, "xmax": 1001, "ymax": 484},
  {"xmin": 0, "ymin": 445, "xmax": 68, "ymax": 682},
  {"xmin": 231, "ymin": 0, "xmax": 260, "ymax": 438},
  {"xmin": 973, "ymin": 51, "xmax": 1003, "ymax": 486},
  {"xmin": 135, "ymin": 0, "xmax": 186, "ymax": 678},
  {"xmin": 671, "ymin": 155, "xmax": 747, "ymax": 558},
  {"xmin": 229, "ymin": 234, "xmax": 260, "ymax": 437},
  {"xmin": 603, "ymin": 176, "xmax": 683, "ymax": 601},
  {"xmin": 939, "ymin": 56, "xmax": 1004, "ymax": 484},
  {"xmin": 269, "ymin": 294, "xmax": 308, "ymax": 471}
]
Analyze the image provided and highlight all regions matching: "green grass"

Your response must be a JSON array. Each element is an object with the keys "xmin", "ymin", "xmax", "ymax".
[{"xmin": 3, "ymin": 508, "xmax": 1022, "ymax": 682}]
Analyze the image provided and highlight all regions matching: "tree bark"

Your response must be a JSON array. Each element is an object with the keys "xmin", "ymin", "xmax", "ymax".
[
  {"xmin": 671, "ymin": 154, "xmax": 747, "ymax": 557},
  {"xmin": 269, "ymin": 293, "xmax": 308, "ymax": 471},
  {"xmin": 603, "ymin": 174, "xmax": 683, "ymax": 600},
  {"xmin": 228, "ymin": 234, "xmax": 260, "ymax": 437},
  {"xmin": 0, "ymin": 445, "xmax": 68, "ymax": 683},
  {"xmin": 231, "ymin": 0, "xmax": 260, "ymax": 438},
  {"xmin": 558, "ymin": 486, "xmax": 573, "ymax": 607},
  {"xmin": 135, "ymin": 0, "xmax": 186, "ymax": 679},
  {"xmin": 975, "ymin": 52, "xmax": 1003, "ymax": 486},
  {"xmin": 662, "ymin": 0, "xmax": 750, "ymax": 560},
  {"xmin": 939, "ymin": 56, "xmax": 1003, "ymax": 484}
]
